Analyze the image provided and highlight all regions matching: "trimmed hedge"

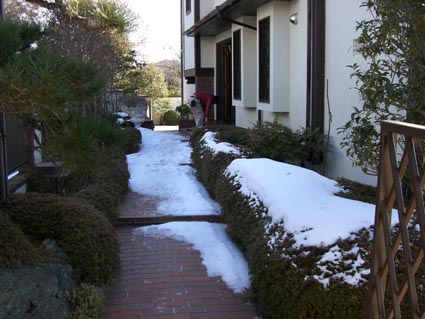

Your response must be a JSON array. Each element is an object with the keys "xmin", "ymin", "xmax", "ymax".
[
  {"xmin": 28, "ymin": 148, "xmax": 131, "ymax": 225},
  {"xmin": 0, "ymin": 212, "xmax": 44, "ymax": 268},
  {"xmin": 191, "ymin": 128, "xmax": 367, "ymax": 318},
  {"xmin": 74, "ymin": 154, "xmax": 130, "ymax": 224},
  {"xmin": 0, "ymin": 193, "xmax": 119, "ymax": 285},
  {"xmin": 121, "ymin": 127, "xmax": 142, "ymax": 154}
]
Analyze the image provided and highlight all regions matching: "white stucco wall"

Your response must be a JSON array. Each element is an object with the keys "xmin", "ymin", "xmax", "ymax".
[
  {"xmin": 184, "ymin": 37, "xmax": 195, "ymax": 70},
  {"xmin": 200, "ymin": 37, "xmax": 215, "ymax": 68},
  {"xmin": 324, "ymin": 0, "xmax": 376, "ymax": 185},
  {"xmin": 285, "ymin": 0, "xmax": 308, "ymax": 130},
  {"xmin": 199, "ymin": 1, "xmax": 228, "ymax": 19},
  {"xmin": 232, "ymin": 16, "xmax": 257, "ymax": 109},
  {"xmin": 183, "ymin": 0, "xmax": 195, "ymax": 70},
  {"xmin": 235, "ymin": 107, "xmax": 258, "ymax": 128}
]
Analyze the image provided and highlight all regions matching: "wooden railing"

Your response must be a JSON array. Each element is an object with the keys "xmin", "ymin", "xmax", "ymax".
[{"xmin": 364, "ymin": 120, "xmax": 425, "ymax": 319}]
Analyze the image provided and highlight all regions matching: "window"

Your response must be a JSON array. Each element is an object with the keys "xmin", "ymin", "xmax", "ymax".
[
  {"xmin": 233, "ymin": 30, "xmax": 241, "ymax": 100},
  {"xmin": 259, "ymin": 17, "xmax": 270, "ymax": 103},
  {"xmin": 186, "ymin": 0, "xmax": 191, "ymax": 14}
]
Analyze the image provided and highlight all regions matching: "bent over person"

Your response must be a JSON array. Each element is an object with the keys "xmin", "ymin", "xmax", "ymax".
[{"xmin": 189, "ymin": 92, "xmax": 218, "ymax": 128}]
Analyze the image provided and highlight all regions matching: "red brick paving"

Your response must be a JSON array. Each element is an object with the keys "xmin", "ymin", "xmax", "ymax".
[
  {"xmin": 119, "ymin": 191, "xmax": 164, "ymax": 218},
  {"xmin": 104, "ymin": 128, "xmax": 260, "ymax": 318},
  {"xmin": 102, "ymin": 228, "xmax": 259, "ymax": 319},
  {"xmin": 117, "ymin": 191, "xmax": 222, "ymax": 226}
]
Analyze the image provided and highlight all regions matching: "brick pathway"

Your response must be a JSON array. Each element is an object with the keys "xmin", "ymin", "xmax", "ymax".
[
  {"xmin": 116, "ymin": 191, "xmax": 222, "ymax": 226},
  {"xmin": 102, "ymin": 228, "xmax": 259, "ymax": 319},
  {"xmin": 119, "ymin": 191, "xmax": 164, "ymax": 218},
  {"xmin": 103, "ymin": 128, "xmax": 261, "ymax": 318}
]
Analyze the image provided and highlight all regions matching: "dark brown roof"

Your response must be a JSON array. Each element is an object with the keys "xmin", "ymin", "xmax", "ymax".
[{"xmin": 185, "ymin": 0, "xmax": 290, "ymax": 37}]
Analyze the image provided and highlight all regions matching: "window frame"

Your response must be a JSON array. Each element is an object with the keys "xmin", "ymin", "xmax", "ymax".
[
  {"xmin": 258, "ymin": 16, "xmax": 270, "ymax": 104},
  {"xmin": 186, "ymin": 0, "xmax": 191, "ymax": 15},
  {"xmin": 233, "ymin": 29, "xmax": 242, "ymax": 101}
]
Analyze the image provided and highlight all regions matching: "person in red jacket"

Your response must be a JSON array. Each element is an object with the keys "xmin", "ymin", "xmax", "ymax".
[{"xmin": 189, "ymin": 92, "xmax": 218, "ymax": 127}]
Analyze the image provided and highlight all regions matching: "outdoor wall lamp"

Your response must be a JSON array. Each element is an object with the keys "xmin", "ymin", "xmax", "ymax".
[{"xmin": 289, "ymin": 13, "xmax": 298, "ymax": 25}]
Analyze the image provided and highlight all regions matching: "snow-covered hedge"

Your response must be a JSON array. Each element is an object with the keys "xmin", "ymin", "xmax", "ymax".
[{"xmin": 191, "ymin": 128, "xmax": 373, "ymax": 318}]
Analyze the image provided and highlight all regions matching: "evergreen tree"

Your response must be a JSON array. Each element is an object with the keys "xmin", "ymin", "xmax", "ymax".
[{"xmin": 339, "ymin": 0, "xmax": 425, "ymax": 175}]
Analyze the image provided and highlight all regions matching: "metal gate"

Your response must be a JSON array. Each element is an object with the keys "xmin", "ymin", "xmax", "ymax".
[{"xmin": 364, "ymin": 120, "xmax": 425, "ymax": 318}]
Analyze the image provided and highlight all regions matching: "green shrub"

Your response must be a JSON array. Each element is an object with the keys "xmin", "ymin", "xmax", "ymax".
[
  {"xmin": 191, "ymin": 135, "xmax": 366, "ymax": 318},
  {"xmin": 248, "ymin": 121, "xmax": 301, "ymax": 164},
  {"xmin": 0, "ymin": 211, "xmax": 44, "ymax": 268},
  {"xmin": 93, "ymin": 156, "xmax": 129, "ymax": 197},
  {"xmin": 189, "ymin": 125, "xmax": 249, "ymax": 148},
  {"xmin": 175, "ymin": 103, "xmax": 191, "ymax": 120},
  {"xmin": 336, "ymin": 177, "xmax": 377, "ymax": 204},
  {"xmin": 121, "ymin": 126, "xmax": 142, "ymax": 154},
  {"xmin": 74, "ymin": 185, "xmax": 118, "ymax": 224},
  {"xmin": 73, "ymin": 155, "xmax": 129, "ymax": 224},
  {"xmin": 1, "ymin": 193, "xmax": 119, "ymax": 285},
  {"xmin": 28, "ymin": 148, "xmax": 129, "ymax": 225},
  {"xmin": 246, "ymin": 122, "xmax": 328, "ymax": 167},
  {"xmin": 297, "ymin": 126, "xmax": 327, "ymax": 165},
  {"xmin": 162, "ymin": 110, "xmax": 180, "ymax": 125},
  {"xmin": 191, "ymin": 129, "xmax": 242, "ymax": 197},
  {"xmin": 216, "ymin": 127, "xmax": 250, "ymax": 147},
  {"xmin": 42, "ymin": 112, "xmax": 125, "ymax": 172},
  {"xmin": 67, "ymin": 284, "xmax": 105, "ymax": 319}
]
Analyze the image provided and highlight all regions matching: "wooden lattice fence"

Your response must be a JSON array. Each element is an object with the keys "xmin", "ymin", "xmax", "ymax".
[{"xmin": 364, "ymin": 120, "xmax": 425, "ymax": 319}]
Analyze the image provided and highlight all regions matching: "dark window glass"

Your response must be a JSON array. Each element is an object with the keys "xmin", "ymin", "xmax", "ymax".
[
  {"xmin": 233, "ymin": 29, "xmax": 241, "ymax": 100},
  {"xmin": 259, "ymin": 17, "xmax": 270, "ymax": 103},
  {"xmin": 186, "ymin": 0, "xmax": 191, "ymax": 14}
]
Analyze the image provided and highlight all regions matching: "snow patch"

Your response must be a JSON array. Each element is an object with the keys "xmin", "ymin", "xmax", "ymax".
[{"xmin": 138, "ymin": 222, "xmax": 251, "ymax": 293}]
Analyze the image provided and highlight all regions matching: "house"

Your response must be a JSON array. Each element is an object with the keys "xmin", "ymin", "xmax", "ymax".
[{"xmin": 180, "ymin": 0, "xmax": 376, "ymax": 185}]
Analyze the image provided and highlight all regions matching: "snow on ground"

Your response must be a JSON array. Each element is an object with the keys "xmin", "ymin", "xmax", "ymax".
[
  {"xmin": 129, "ymin": 128, "xmax": 389, "ymax": 288},
  {"xmin": 225, "ymin": 158, "xmax": 380, "ymax": 248},
  {"xmin": 126, "ymin": 128, "xmax": 220, "ymax": 216},
  {"xmin": 138, "ymin": 221, "xmax": 251, "ymax": 293}
]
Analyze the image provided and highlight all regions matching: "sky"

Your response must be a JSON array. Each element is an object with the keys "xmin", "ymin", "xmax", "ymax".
[
  {"xmin": 126, "ymin": 126, "xmax": 392, "ymax": 289},
  {"xmin": 126, "ymin": 0, "xmax": 181, "ymax": 63}
]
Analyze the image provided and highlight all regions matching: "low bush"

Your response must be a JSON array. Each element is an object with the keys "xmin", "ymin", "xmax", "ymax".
[
  {"xmin": 0, "ymin": 212, "xmax": 44, "ymax": 268},
  {"xmin": 162, "ymin": 110, "xmax": 180, "ymax": 125},
  {"xmin": 1, "ymin": 193, "xmax": 119, "ymax": 285},
  {"xmin": 191, "ymin": 132, "xmax": 367, "ymax": 318},
  {"xmin": 191, "ymin": 129, "xmax": 242, "ymax": 197},
  {"xmin": 192, "ymin": 123, "xmax": 327, "ymax": 168},
  {"xmin": 336, "ymin": 177, "xmax": 377, "ymax": 204},
  {"xmin": 28, "ymin": 144, "xmax": 130, "ymax": 225},
  {"xmin": 190, "ymin": 125, "xmax": 249, "ymax": 148},
  {"xmin": 121, "ymin": 126, "xmax": 142, "ymax": 154},
  {"xmin": 73, "ymin": 154, "xmax": 129, "ymax": 224},
  {"xmin": 67, "ymin": 284, "xmax": 105, "ymax": 319},
  {"xmin": 175, "ymin": 103, "xmax": 191, "ymax": 120},
  {"xmin": 73, "ymin": 185, "xmax": 118, "ymax": 224},
  {"xmin": 248, "ymin": 121, "xmax": 302, "ymax": 164}
]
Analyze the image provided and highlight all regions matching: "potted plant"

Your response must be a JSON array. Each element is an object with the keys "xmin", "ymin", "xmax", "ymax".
[{"xmin": 175, "ymin": 103, "xmax": 195, "ymax": 129}]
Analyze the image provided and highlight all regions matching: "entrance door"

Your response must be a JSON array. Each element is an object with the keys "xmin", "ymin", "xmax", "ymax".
[{"xmin": 216, "ymin": 39, "xmax": 235, "ymax": 125}]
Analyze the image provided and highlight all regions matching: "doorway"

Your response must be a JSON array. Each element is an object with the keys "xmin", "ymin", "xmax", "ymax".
[{"xmin": 216, "ymin": 39, "xmax": 235, "ymax": 125}]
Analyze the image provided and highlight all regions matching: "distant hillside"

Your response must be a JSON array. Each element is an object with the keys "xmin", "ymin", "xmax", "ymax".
[{"xmin": 155, "ymin": 59, "xmax": 181, "ymax": 97}]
